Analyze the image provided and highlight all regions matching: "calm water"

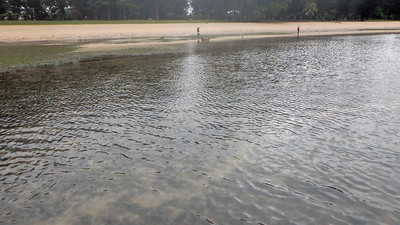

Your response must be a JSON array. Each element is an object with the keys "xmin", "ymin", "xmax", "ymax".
[{"xmin": 1, "ymin": 34, "xmax": 400, "ymax": 225}]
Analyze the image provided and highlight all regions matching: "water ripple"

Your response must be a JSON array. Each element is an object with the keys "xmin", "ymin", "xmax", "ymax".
[{"xmin": 1, "ymin": 34, "xmax": 400, "ymax": 224}]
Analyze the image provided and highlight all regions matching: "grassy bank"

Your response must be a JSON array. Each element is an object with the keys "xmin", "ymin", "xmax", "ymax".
[{"xmin": 0, "ymin": 20, "xmax": 222, "ymax": 25}]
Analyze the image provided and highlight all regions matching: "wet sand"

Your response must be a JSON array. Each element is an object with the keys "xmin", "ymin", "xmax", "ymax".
[{"xmin": 1, "ymin": 21, "xmax": 400, "ymax": 52}]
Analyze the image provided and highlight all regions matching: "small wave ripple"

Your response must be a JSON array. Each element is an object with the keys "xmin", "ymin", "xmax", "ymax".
[{"xmin": 1, "ymin": 35, "xmax": 400, "ymax": 225}]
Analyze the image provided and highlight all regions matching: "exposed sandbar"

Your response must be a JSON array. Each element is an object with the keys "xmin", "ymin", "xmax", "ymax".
[{"xmin": 1, "ymin": 21, "xmax": 400, "ymax": 52}]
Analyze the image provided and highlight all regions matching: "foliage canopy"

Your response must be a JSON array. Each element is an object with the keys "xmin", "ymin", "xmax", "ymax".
[{"xmin": 1, "ymin": 0, "xmax": 400, "ymax": 21}]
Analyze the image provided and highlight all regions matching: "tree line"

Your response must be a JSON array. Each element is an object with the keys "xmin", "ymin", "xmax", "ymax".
[{"xmin": 1, "ymin": 0, "xmax": 400, "ymax": 21}]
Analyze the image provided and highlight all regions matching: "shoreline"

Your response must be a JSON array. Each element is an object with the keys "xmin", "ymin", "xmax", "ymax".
[
  {"xmin": 1, "ymin": 21, "xmax": 400, "ymax": 74},
  {"xmin": 1, "ymin": 21, "xmax": 400, "ymax": 50}
]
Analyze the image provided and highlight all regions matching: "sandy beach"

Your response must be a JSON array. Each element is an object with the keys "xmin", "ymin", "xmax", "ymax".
[{"xmin": 1, "ymin": 21, "xmax": 400, "ymax": 52}]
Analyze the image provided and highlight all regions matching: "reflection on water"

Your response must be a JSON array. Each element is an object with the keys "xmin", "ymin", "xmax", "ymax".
[{"xmin": 1, "ymin": 35, "xmax": 400, "ymax": 225}]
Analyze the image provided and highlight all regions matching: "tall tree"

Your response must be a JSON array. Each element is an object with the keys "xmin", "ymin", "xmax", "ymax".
[
  {"xmin": 303, "ymin": 1, "xmax": 318, "ymax": 19},
  {"xmin": 69, "ymin": 0, "xmax": 90, "ymax": 19},
  {"xmin": 2, "ymin": 0, "xmax": 400, "ymax": 21},
  {"xmin": 381, "ymin": 0, "xmax": 400, "ymax": 19},
  {"xmin": 6, "ymin": 0, "xmax": 25, "ymax": 19},
  {"xmin": 1, "ymin": 0, "xmax": 9, "ymax": 17},
  {"xmin": 357, "ymin": 0, "xmax": 379, "ymax": 20},
  {"xmin": 45, "ymin": 0, "xmax": 67, "ymax": 20}
]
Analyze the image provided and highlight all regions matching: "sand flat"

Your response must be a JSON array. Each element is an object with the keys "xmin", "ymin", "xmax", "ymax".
[{"xmin": 1, "ymin": 21, "xmax": 400, "ymax": 52}]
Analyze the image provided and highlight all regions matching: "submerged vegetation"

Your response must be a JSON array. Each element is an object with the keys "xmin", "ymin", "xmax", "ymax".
[
  {"xmin": 0, "ymin": 41, "xmax": 190, "ymax": 74},
  {"xmin": 0, "ymin": 44, "xmax": 75, "ymax": 68},
  {"xmin": 1, "ymin": 0, "xmax": 400, "ymax": 22}
]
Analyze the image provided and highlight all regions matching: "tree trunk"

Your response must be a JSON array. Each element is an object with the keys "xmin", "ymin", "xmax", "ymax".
[
  {"xmin": 123, "ymin": 7, "xmax": 126, "ymax": 20},
  {"xmin": 155, "ymin": 5, "xmax": 159, "ymax": 20}
]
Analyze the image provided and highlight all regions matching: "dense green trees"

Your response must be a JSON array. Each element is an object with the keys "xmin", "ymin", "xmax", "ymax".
[
  {"xmin": 191, "ymin": 0, "xmax": 400, "ymax": 21},
  {"xmin": 1, "ymin": 0, "xmax": 400, "ymax": 21},
  {"xmin": 0, "ymin": 0, "xmax": 189, "ymax": 20}
]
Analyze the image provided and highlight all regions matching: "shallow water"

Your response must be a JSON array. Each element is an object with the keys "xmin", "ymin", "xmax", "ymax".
[{"xmin": 1, "ymin": 34, "xmax": 400, "ymax": 225}]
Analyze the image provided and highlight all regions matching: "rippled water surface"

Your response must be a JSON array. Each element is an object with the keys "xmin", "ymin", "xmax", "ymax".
[{"xmin": 1, "ymin": 34, "xmax": 400, "ymax": 225}]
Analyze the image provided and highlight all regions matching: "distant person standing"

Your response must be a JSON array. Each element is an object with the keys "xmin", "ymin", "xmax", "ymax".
[
  {"xmin": 197, "ymin": 27, "xmax": 200, "ymax": 35},
  {"xmin": 297, "ymin": 26, "xmax": 300, "ymax": 36}
]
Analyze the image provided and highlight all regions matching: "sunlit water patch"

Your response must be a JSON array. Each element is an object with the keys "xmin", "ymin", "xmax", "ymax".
[{"xmin": 1, "ymin": 34, "xmax": 400, "ymax": 225}]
